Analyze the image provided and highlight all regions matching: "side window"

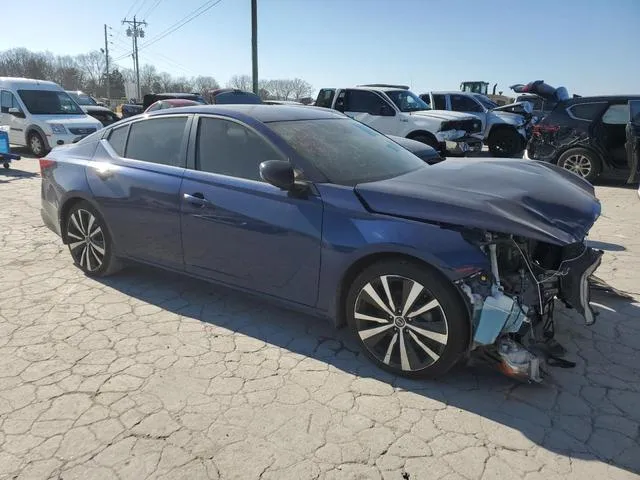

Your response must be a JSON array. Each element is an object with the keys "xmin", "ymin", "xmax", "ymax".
[
  {"xmin": 316, "ymin": 89, "xmax": 335, "ymax": 108},
  {"xmin": 197, "ymin": 117, "xmax": 284, "ymax": 181},
  {"xmin": 432, "ymin": 94, "xmax": 446, "ymax": 110},
  {"xmin": 566, "ymin": 102, "xmax": 606, "ymax": 122},
  {"xmin": 125, "ymin": 117, "xmax": 188, "ymax": 166},
  {"xmin": 345, "ymin": 90, "xmax": 385, "ymax": 115},
  {"xmin": 601, "ymin": 104, "xmax": 630, "ymax": 125},
  {"xmin": 1, "ymin": 91, "xmax": 20, "ymax": 113},
  {"xmin": 450, "ymin": 95, "xmax": 483, "ymax": 112},
  {"xmin": 107, "ymin": 126, "xmax": 128, "ymax": 157}
]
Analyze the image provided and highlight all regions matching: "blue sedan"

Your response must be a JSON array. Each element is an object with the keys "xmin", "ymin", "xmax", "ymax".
[{"xmin": 40, "ymin": 105, "xmax": 603, "ymax": 381}]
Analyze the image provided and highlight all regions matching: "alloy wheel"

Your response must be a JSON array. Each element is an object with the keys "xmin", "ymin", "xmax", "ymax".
[
  {"xmin": 562, "ymin": 154, "xmax": 592, "ymax": 178},
  {"xmin": 30, "ymin": 134, "xmax": 44, "ymax": 156},
  {"xmin": 67, "ymin": 209, "xmax": 106, "ymax": 272},
  {"xmin": 353, "ymin": 275, "xmax": 449, "ymax": 372}
]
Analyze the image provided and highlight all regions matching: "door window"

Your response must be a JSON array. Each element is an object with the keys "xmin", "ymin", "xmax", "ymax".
[
  {"xmin": 450, "ymin": 94, "xmax": 483, "ymax": 112},
  {"xmin": 107, "ymin": 125, "xmax": 128, "ymax": 157},
  {"xmin": 566, "ymin": 102, "xmax": 606, "ymax": 121},
  {"xmin": 196, "ymin": 117, "xmax": 284, "ymax": 181},
  {"xmin": 432, "ymin": 94, "xmax": 447, "ymax": 110},
  {"xmin": 601, "ymin": 104, "xmax": 630, "ymax": 125},
  {"xmin": 1, "ymin": 90, "xmax": 21, "ymax": 113},
  {"xmin": 345, "ymin": 90, "xmax": 386, "ymax": 115},
  {"xmin": 315, "ymin": 89, "xmax": 335, "ymax": 108},
  {"xmin": 125, "ymin": 117, "xmax": 188, "ymax": 166}
]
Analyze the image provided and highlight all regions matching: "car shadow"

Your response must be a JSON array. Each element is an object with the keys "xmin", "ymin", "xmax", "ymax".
[
  {"xmin": 0, "ymin": 167, "xmax": 39, "ymax": 183},
  {"xmin": 95, "ymin": 265, "xmax": 640, "ymax": 474}
]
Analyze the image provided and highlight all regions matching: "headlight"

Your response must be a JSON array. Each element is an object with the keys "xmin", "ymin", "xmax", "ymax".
[{"xmin": 49, "ymin": 123, "xmax": 66, "ymax": 134}]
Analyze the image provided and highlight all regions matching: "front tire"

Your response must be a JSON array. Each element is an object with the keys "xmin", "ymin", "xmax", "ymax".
[
  {"xmin": 28, "ymin": 131, "xmax": 48, "ymax": 158},
  {"xmin": 488, "ymin": 128, "xmax": 523, "ymax": 157},
  {"xmin": 557, "ymin": 147, "xmax": 601, "ymax": 183},
  {"xmin": 346, "ymin": 259, "xmax": 469, "ymax": 379},
  {"xmin": 65, "ymin": 201, "xmax": 121, "ymax": 277}
]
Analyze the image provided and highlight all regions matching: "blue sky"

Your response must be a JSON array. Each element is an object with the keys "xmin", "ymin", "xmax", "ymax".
[{"xmin": 1, "ymin": 0, "xmax": 638, "ymax": 96}]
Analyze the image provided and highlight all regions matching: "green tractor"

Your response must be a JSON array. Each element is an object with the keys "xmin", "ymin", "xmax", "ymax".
[{"xmin": 460, "ymin": 81, "xmax": 514, "ymax": 106}]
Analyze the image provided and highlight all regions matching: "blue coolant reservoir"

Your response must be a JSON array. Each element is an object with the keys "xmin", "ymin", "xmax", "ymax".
[{"xmin": 473, "ymin": 288, "xmax": 528, "ymax": 346}]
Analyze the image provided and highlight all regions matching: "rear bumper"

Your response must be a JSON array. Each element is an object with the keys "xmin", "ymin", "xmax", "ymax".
[{"xmin": 41, "ymin": 207, "xmax": 61, "ymax": 237}]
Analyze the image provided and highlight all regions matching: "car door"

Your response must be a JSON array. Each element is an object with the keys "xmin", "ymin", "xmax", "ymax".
[
  {"xmin": 595, "ymin": 102, "xmax": 629, "ymax": 168},
  {"xmin": 449, "ymin": 94, "xmax": 487, "ymax": 131},
  {"xmin": 86, "ymin": 115, "xmax": 191, "ymax": 270},
  {"xmin": 1, "ymin": 90, "xmax": 27, "ymax": 145},
  {"xmin": 342, "ymin": 89, "xmax": 399, "ymax": 135},
  {"xmin": 180, "ymin": 115, "xmax": 323, "ymax": 306}
]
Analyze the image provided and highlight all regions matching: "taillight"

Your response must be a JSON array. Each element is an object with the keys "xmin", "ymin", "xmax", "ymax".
[
  {"xmin": 39, "ymin": 159, "xmax": 56, "ymax": 173},
  {"xmin": 532, "ymin": 124, "xmax": 560, "ymax": 136}
]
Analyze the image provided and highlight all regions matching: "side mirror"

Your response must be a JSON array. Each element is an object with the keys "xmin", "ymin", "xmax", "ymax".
[
  {"xmin": 379, "ymin": 104, "xmax": 395, "ymax": 116},
  {"xmin": 260, "ymin": 160, "xmax": 295, "ymax": 190},
  {"xmin": 8, "ymin": 107, "xmax": 24, "ymax": 118}
]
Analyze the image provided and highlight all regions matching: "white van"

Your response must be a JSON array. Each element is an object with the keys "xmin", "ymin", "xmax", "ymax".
[{"xmin": 0, "ymin": 77, "xmax": 104, "ymax": 156}]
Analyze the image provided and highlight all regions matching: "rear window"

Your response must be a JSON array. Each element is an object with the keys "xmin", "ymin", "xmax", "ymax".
[
  {"xmin": 107, "ymin": 126, "xmax": 128, "ymax": 156},
  {"xmin": 566, "ymin": 102, "xmax": 606, "ymax": 121}
]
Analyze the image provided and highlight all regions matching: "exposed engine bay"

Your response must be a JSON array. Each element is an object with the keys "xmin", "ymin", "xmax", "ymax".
[{"xmin": 458, "ymin": 231, "xmax": 603, "ymax": 383}]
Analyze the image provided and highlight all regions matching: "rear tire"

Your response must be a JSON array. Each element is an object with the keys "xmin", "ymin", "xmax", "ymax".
[
  {"xmin": 557, "ymin": 147, "xmax": 601, "ymax": 183},
  {"xmin": 65, "ymin": 201, "xmax": 122, "ymax": 277},
  {"xmin": 488, "ymin": 128, "xmax": 523, "ymax": 157},
  {"xmin": 346, "ymin": 259, "xmax": 469, "ymax": 379},
  {"xmin": 28, "ymin": 131, "xmax": 48, "ymax": 158}
]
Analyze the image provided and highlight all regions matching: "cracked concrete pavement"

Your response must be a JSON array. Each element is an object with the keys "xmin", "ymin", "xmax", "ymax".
[{"xmin": 1, "ymin": 158, "xmax": 639, "ymax": 480}]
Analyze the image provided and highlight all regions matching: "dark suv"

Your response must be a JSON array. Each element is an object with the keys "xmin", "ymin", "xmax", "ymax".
[{"xmin": 527, "ymin": 95, "xmax": 640, "ymax": 182}]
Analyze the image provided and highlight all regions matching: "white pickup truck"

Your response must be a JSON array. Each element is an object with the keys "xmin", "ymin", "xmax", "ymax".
[{"xmin": 315, "ymin": 85, "xmax": 483, "ymax": 155}]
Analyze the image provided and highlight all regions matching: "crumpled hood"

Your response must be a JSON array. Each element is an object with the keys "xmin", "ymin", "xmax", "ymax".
[
  {"xmin": 489, "ymin": 110, "xmax": 525, "ymax": 126},
  {"xmin": 355, "ymin": 158, "xmax": 601, "ymax": 245},
  {"xmin": 411, "ymin": 110, "xmax": 478, "ymax": 121}
]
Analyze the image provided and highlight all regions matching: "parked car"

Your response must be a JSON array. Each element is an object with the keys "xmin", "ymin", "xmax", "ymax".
[
  {"xmin": 420, "ymin": 91, "xmax": 532, "ymax": 157},
  {"xmin": 40, "ymin": 104, "xmax": 603, "ymax": 382},
  {"xmin": 315, "ymin": 85, "xmax": 483, "ymax": 155},
  {"xmin": 527, "ymin": 95, "xmax": 640, "ymax": 182},
  {"xmin": 145, "ymin": 99, "xmax": 203, "ymax": 113},
  {"xmin": 514, "ymin": 93, "xmax": 556, "ymax": 121},
  {"xmin": 142, "ymin": 92, "xmax": 206, "ymax": 110},
  {"xmin": 0, "ymin": 77, "xmax": 103, "ymax": 156},
  {"xmin": 387, "ymin": 135, "xmax": 444, "ymax": 164},
  {"xmin": 264, "ymin": 100, "xmax": 303, "ymax": 105},
  {"xmin": 66, "ymin": 90, "xmax": 120, "ymax": 127},
  {"xmin": 204, "ymin": 88, "xmax": 263, "ymax": 104}
]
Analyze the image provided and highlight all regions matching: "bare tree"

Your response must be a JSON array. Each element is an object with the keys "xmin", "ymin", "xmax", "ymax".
[
  {"xmin": 290, "ymin": 78, "xmax": 313, "ymax": 101},
  {"xmin": 76, "ymin": 51, "xmax": 106, "ymax": 93},
  {"xmin": 227, "ymin": 74, "xmax": 252, "ymax": 91},
  {"xmin": 139, "ymin": 64, "xmax": 159, "ymax": 94},
  {"xmin": 171, "ymin": 76, "xmax": 194, "ymax": 92},
  {"xmin": 158, "ymin": 72, "xmax": 173, "ymax": 91},
  {"xmin": 192, "ymin": 75, "xmax": 219, "ymax": 93},
  {"xmin": 52, "ymin": 55, "xmax": 84, "ymax": 90}
]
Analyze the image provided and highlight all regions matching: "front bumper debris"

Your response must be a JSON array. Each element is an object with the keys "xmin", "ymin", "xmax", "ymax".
[
  {"xmin": 559, "ymin": 246, "xmax": 604, "ymax": 325},
  {"xmin": 444, "ymin": 136, "xmax": 483, "ymax": 155}
]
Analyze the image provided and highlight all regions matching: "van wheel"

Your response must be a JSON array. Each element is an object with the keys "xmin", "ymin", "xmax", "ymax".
[
  {"xmin": 28, "ymin": 132, "xmax": 47, "ymax": 157},
  {"xmin": 346, "ymin": 259, "xmax": 469, "ymax": 379},
  {"xmin": 488, "ymin": 128, "xmax": 523, "ymax": 157},
  {"xmin": 557, "ymin": 148, "xmax": 601, "ymax": 183}
]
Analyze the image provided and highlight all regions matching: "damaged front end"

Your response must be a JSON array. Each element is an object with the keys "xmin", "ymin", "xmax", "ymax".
[{"xmin": 457, "ymin": 231, "xmax": 603, "ymax": 383}]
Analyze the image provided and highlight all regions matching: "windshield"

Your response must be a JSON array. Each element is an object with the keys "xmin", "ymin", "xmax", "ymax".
[
  {"xmin": 68, "ymin": 92, "xmax": 97, "ymax": 106},
  {"xmin": 385, "ymin": 90, "xmax": 431, "ymax": 112},
  {"xmin": 18, "ymin": 90, "xmax": 84, "ymax": 115},
  {"xmin": 214, "ymin": 91, "xmax": 262, "ymax": 104},
  {"xmin": 474, "ymin": 94, "xmax": 498, "ymax": 110},
  {"xmin": 269, "ymin": 118, "xmax": 426, "ymax": 185}
]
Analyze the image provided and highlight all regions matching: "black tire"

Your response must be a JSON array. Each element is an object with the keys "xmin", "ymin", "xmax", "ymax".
[
  {"xmin": 3, "ymin": 162, "xmax": 9, "ymax": 169},
  {"xmin": 28, "ymin": 131, "xmax": 48, "ymax": 158},
  {"xmin": 346, "ymin": 259, "xmax": 470, "ymax": 379},
  {"xmin": 557, "ymin": 147, "xmax": 602, "ymax": 183},
  {"xmin": 488, "ymin": 128, "xmax": 523, "ymax": 157},
  {"xmin": 65, "ymin": 201, "xmax": 122, "ymax": 277},
  {"xmin": 410, "ymin": 134, "xmax": 440, "ymax": 151}
]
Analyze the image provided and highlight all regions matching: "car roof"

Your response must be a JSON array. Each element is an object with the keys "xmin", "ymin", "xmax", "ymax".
[
  {"xmin": 145, "ymin": 104, "xmax": 345, "ymax": 122},
  {"xmin": 0, "ymin": 77, "xmax": 62, "ymax": 90}
]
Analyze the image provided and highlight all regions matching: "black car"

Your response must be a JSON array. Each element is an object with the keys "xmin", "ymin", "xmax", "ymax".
[
  {"xmin": 387, "ymin": 135, "xmax": 444, "ymax": 164},
  {"xmin": 527, "ymin": 95, "xmax": 640, "ymax": 182},
  {"xmin": 66, "ymin": 90, "xmax": 121, "ymax": 127},
  {"xmin": 204, "ymin": 88, "xmax": 263, "ymax": 104}
]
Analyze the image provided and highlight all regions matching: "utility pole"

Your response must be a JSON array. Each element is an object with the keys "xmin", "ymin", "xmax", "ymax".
[
  {"xmin": 103, "ymin": 24, "xmax": 110, "ymax": 102},
  {"xmin": 122, "ymin": 16, "xmax": 147, "ymax": 100},
  {"xmin": 251, "ymin": 0, "xmax": 258, "ymax": 95}
]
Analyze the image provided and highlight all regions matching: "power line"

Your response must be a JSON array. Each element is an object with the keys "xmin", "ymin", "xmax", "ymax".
[
  {"xmin": 142, "ymin": 0, "xmax": 163, "ymax": 19},
  {"xmin": 133, "ymin": 0, "xmax": 151, "ymax": 18},
  {"xmin": 124, "ymin": 0, "xmax": 144, "ymax": 19},
  {"xmin": 138, "ymin": 0, "xmax": 223, "ymax": 52}
]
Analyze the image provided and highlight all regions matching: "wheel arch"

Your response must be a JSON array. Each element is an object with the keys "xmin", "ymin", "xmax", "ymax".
[
  {"xmin": 25, "ymin": 124, "xmax": 50, "ymax": 150},
  {"xmin": 334, "ymin": 252, "xmax": 472, "ymax": 331},
  {"xmin": 407, "ymin": 130, "xmax": 438, "ymax": 142},
  {"xmin": 554, "ymin": 144, "xmax": 605, "ymax": 167},
  {"xmin": 58, "ymin": 194, "xmax": 113, "ymax": 246}
]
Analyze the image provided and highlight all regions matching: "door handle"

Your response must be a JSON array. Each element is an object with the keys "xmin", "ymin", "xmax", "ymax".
[{"xmin": 183, "ymin": 192, "xmax": 210, "ymax": 207}]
